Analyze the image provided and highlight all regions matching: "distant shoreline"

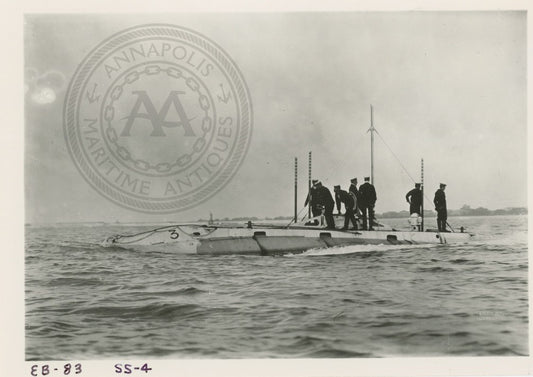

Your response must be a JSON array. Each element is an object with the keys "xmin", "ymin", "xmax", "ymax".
[
  {"xmin": 197, "ymin": 204, "xmax": 528, "ymax": 222},
  {"xmin": 201, "ymin": 207, "xmax": 527, "ymax": 223},
  {"xmin": 25, "ymin": 207, "xmax": 527, "ymax": 226},
  {"xmin": 379, "ymin": 205, "xmax": 527, "ymax": 219}
]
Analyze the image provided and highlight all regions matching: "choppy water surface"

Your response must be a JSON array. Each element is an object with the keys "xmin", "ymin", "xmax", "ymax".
[{"xmin": 25, "ymin": 216, "xmax": 528, "ymax": 359}]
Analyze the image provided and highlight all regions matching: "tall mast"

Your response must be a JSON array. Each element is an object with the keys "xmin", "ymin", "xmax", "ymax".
[{"xmin": 368, "ymin": 105, "xmax": 376, "ymax": 185}]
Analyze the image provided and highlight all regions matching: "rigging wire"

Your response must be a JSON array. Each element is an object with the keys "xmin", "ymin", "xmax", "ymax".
[
  {"xmin": 374, "ymin": 128, "xmax": 436, "ymax": 206},
  {"xmin": 285, "ymin": 205, "xmax": 309, "ymax": 228},
  {"xmin": 374, "ymin": 129, "xmax": 417, "ymax": 184}
]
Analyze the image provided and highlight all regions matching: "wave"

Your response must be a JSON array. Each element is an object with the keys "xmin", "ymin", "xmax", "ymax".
[
  {"xmin": 470, "ymin": 232, "xmax": 528, "ymax": 247},
  {"xmin": 416, "ymin": 266, "xmax": 455, "ymax": 273},
  {"xmin": 283, "ymin": 335, "xmax": 331, "ymax": 349},
  {"xmin": 364, "ymin": 320, "xmax": 412, "ymax": 328},
  {"xmin": 70, "ymin": 302, "xmax": 206, "ymax": 320},
  {"xmin": 45, "ymin": 277, "xmax": 103, "ymax": 287},
  {"xmin": 130, "ymin": 287, "xmax": 207, "ymax": 297},
  {"xmin": 449, "ymin": 258, "xmax": 485, "ymax": 265},
  {"xmin": 293, "ymin": 243, "xmax": 438, "ymax": 256},
  {"xmin": 304, "ymin": 348, "xmax": 374, "ymax": 358}
]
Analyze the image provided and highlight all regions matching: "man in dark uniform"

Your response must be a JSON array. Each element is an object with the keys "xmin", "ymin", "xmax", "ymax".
[
  {"xmin": 433, "ymin": 183, "xmax": 447, "ymax": 232},
  {"xmin": 314, "ymin": 181, "xmax": 335, "ymax": 229},
  {"xmin": 359, "ymin": 177, "xmax": 377, "ymax": 230},
  {"xmin": 334, "ymin": 185, "xmax": 357, "ymax": 230},
  {"xmin": 349, "ymin": 177, "xmax": 361, "ymax": 217},
  {"xmin": 304, "ymin": 179, "xmax": 322, "ymax": 217},
  {"xmin": 405, "ymin": 183, "xmax": 423, "ymax": 215}
]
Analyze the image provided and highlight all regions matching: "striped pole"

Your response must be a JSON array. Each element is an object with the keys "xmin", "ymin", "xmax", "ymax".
[
  {"xmin": 308, "ymin": 151, "xmax": 312, "ymax": 219},
  {"xmin": 294, "ymin": 157, "xmax": 298, "ymax": 223},
  {"xmin": 421, "ymin": 158, "xmax": 424, "ymax": 232}
]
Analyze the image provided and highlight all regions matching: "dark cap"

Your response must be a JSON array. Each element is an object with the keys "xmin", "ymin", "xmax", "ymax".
[
  {"xmin": 334, "ymin": 185, "xmax": 340, "ymax": 190},
  {"xmin": 415, "ymin": 183, "xmax": 421, "ymax": 187},
  {"xmin": 440, "ymin": 183, "xmax": 446, "ymax": 188},
  {"xmin": 364, "ymin": 177, "xmax": 370, "ymax": 181},
  {"xmin": 312, "ymin": 179, "xmax": 319, "ymax": 185},
  {"xmin": 350, "ymin": 177, "xmax": 358, "ymax": 183}
]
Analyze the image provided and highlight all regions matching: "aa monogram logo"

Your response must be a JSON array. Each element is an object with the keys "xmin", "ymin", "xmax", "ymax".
[
  {"xmin": 64, "ymin": 24, "xmax": 253, "ymax": 213},
  {"xmin": 121, "ymin": 91, "xmax": 196, "ymax": 137}
]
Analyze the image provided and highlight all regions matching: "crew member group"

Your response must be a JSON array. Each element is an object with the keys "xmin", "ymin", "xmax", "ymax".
[
  {"xmin": 305, "ymin": 176, "xmax": 377, "ymax": 230},
  {"xmin": 306, "ymin": 178, "xmax": 449, "ymax": 232}
]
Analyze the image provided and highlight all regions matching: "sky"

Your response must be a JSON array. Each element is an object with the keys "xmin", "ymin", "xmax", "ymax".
[{"xmin": 24, "ymin": 12, "xmax": 527, "ymax": 223}]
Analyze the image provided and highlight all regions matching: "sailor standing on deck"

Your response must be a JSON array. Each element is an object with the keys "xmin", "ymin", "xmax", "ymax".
[
  {"xmin": 433, "ymin": 183, "xmax": 448, "ymax": 232},
  {"xmin": 315, "ymin": 181, "xmax": 336, "ymax": 230},
  {"xmin": 359, "ymin": 177, "xmax": 377, "ymax": 230},
  {"xmin": 349, "ymin": 178, "xmax": 362, "ymax": 218},
  {"xmin": 405, "ymin": 183, "xmax": 423, "ymax": 215},
  {"xmin": 334, "ymin": 185, "xmax": 358, "ymax": 230},
  {"xmin": 304, "ymin": 179, "xmax": 322, "ymax": 217}
]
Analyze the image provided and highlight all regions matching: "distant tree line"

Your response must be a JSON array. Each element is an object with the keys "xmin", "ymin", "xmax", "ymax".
[
  {"xmin": 379, "ymin": 205, "xmax": 527, "ymax": 219},
  {"xmin": 199, "ymin": 205, "xmax": 527, "ymax": 222},
  {"xmin": 197, "ymin": 215, "xmax": 294, "ymax": 222}
]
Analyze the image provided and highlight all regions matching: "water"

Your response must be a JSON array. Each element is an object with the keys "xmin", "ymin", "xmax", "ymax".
[{"xmin": 25, "ymin": 215, "xmax": 528, "ymax": 360}]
